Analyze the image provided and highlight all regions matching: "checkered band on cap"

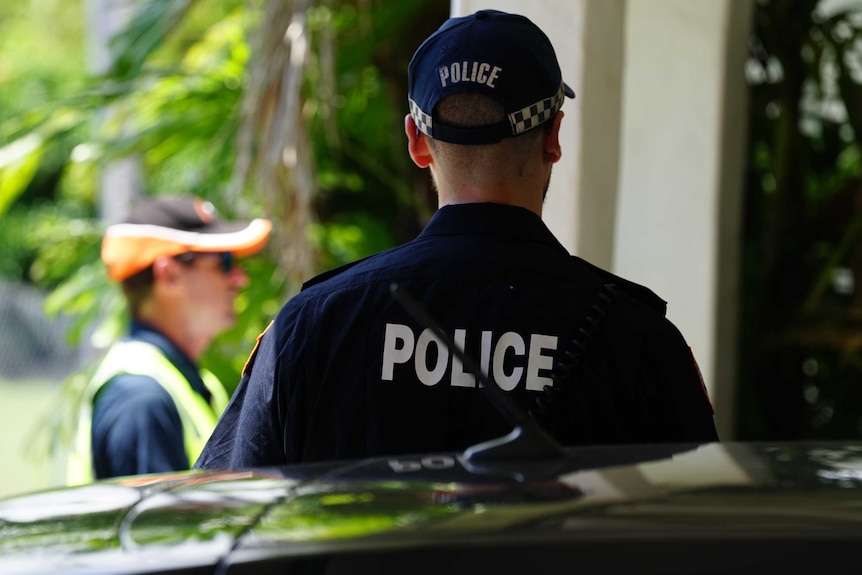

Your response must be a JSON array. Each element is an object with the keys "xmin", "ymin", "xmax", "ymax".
[
  {"xmin": 509, "ymin": 82, "xmax": 566, "ymax": 136},
  {"xmin": 409, "ymin": 98, "xmax": 433, "ymax": 137}
]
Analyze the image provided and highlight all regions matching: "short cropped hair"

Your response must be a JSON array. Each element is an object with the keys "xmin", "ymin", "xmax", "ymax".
[
  {"xmin": 120, "ymin": 267, "xmax": 154, "ymax": 318},
  {"xmin": 427, "ymin": 93, "xmax": 546, "ymax": 175}
]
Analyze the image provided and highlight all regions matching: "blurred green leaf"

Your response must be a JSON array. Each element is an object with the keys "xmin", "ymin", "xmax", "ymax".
[
  {"xmin": 0, "ymin": 134, "xmax": 44, "ymax": 216},
  {"xmin": 107, "ymin": 0, "xmax": 197, "ymax": 81}
]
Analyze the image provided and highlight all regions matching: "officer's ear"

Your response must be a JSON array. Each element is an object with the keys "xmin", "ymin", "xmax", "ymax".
[
  {"xmin": 405, "ymin": 114, "xmax": 432, "ymax": 169},
  {"xmin": 543, "ymin": 111, "xmax": 563, "ymax": 165},
  {"xmin": 151, "ymin": 255, "xmax": 182, "ymax": 286}
]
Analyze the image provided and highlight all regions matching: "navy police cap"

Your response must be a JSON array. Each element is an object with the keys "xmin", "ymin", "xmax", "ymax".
[{"xmin": 407, "ymin": 9, "xmax": 575, "ymax": 145}]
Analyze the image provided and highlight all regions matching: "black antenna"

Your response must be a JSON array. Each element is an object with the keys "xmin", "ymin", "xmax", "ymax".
[{"xmin": 389, "ymin": 283, "xmax": 565, "ymax": 463}]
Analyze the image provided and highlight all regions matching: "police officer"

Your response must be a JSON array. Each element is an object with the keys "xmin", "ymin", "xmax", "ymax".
[
  {"xmin": 67, "ymin": 196, "xmax": 271, "ymax": 483},
  {"xmin": 196, "ymin": 10, "xmax": 718, "ymax": 470}
]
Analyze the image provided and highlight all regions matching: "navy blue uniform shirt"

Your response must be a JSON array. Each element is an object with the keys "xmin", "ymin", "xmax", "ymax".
[
  {"xmin": 196, "ymin": 203, "xmax": 718, "ymax": 469},
  {"xmin": 92, "ymin": 321, "xmax": 211, "ymax": 479}
]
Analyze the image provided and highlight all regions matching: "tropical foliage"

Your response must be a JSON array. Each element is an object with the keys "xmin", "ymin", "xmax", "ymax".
[{"xmin": 740, "ymin": 0, "xmax": 862, "ymax": 440}]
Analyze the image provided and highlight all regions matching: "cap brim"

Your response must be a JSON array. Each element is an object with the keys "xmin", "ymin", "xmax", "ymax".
[
  {"xmin": 563, "ymin": 83, "xmax": 575, "ymax": 99},
  {"xmin": 102, "ymin": 218, "xmax": 272, "ymax": 281}
]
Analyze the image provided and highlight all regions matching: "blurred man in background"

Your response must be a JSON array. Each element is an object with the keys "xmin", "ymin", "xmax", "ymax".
[{"xmin": 67, "ymin": 196, "xmax": 271, "ymax": 482}]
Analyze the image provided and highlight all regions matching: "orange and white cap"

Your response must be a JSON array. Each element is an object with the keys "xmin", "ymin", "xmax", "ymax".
[{"xmin": 101, "ymin": 196, "xmax": 272, "ymax": 282}]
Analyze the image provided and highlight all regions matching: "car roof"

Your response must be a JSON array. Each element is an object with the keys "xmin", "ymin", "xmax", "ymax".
[{"xmin": 3, "ymin": 440, "xmax": 862, "ymax": 574}]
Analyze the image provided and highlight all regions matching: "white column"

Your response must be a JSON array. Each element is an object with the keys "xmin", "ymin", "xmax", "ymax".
[{"xmin": 614, "ymin": 0, "xmax": 751, "ymax": 438}]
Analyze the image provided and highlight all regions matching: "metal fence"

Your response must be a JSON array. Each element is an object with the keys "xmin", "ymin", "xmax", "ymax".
[{"xmin": 0, "ymin": 281, "xmax": 85, "ymax": 381}]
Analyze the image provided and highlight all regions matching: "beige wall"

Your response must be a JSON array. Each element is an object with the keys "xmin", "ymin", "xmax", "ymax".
[{"xmin": 451, "ymin": 0, "xmax": 751, "ymax": 438}]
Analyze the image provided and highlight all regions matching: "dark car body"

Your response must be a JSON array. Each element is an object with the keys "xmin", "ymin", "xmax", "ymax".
[{"xmin": 3, "ymin": 440, "xmax": 862, "ymax": 574}]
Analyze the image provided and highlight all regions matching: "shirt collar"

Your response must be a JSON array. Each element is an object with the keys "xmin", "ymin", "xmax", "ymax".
[
  {"xmin": 418, "ymin": 203, "xmax": 569, "ymax": 253},
  {"xmin": 128, "ymin": 320, "xmax": 211, "ymax": 401}
]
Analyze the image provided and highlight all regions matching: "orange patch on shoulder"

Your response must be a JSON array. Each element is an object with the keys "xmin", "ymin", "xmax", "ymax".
[{"xmin": 243, "ymin": 320, "xmax": 274, "ymax": 377}]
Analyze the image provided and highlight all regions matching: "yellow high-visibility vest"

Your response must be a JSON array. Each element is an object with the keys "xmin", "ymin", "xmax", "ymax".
[{"xmin": 66, "ymin": 340, "xmax": 229, "ymax": 485}]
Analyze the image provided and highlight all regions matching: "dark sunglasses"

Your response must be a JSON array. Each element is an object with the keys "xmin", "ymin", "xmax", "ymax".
[{"xmin": 174, "ymin": 252, "xmax": 235, "ymax": 274}]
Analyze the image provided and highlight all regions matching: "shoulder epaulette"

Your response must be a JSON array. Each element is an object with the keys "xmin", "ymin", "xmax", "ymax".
[
  {"xmin": 570, "ymin": 256, "xmax": 667, "ymax": 315},
  {"xmin": 300, "ymin": 256, "xmax": 371, "ymax": 291}
]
